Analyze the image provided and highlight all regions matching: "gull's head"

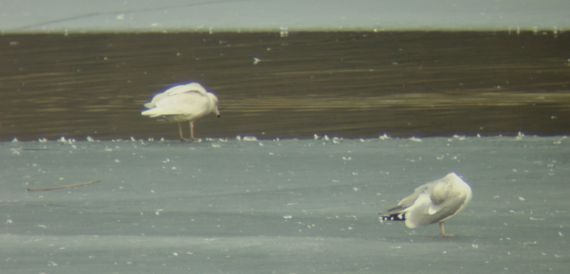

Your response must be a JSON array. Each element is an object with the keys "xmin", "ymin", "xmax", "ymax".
[{"xmin": 208, "ymin": 92, "xmax": 221, "ymax": 118}]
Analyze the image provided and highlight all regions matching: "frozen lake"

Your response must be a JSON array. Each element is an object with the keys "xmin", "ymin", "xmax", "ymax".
[
  {"xmin": 2, "ymin": 1, "xmax": 569, "ymax": 273},
  {"xmin": 1, "ymin": 136, "xmax": 568, "ymax": 273}
]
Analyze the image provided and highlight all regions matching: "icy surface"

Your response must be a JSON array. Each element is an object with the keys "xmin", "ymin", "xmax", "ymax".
[
  {"xmin": 1, "ymin": 137, "xmax": 569, "ymax": 273},
  {"xmin": 2, "ymin": 0, "xmax": 570, "ymax": 32}
]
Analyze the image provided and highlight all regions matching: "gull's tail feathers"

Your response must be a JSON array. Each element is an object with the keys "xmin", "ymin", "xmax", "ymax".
[
  {"xmin": 379, "ymin": 212, "xmax": 407, "ymax": 222},
  {"xmin": 141, "ymin": 108, "xmax": 166, "ymax": 118},
  {"xmin": 379, "ymin": 205, "xmax": 408, "ymax": 222}
]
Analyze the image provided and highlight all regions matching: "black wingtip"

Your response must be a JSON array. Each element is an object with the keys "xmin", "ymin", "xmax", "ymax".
[{"xmin": 379, "ymin": 212, "xmax": 406, "ymax": 222}]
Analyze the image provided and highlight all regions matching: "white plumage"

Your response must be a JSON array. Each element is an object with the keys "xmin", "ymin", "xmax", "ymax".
[
  {"xmin": 380, "ymin": 172, "xmax": 472, "ymax": 237},
  {"xmin": 141, "ymin": 82, "xmax": 220, "ymax": 140}
]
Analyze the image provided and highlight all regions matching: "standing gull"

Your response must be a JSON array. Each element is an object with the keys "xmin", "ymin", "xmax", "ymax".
[
  {"xmin": 141, "ymin": 82, "xmax": 220, "ymax": 141},
  {"xmin": 380, "ymin": 172, "xmax": 472, "ymax": 237}
]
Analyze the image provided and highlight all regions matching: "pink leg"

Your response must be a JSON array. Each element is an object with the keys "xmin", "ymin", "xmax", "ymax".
[
  {"xmin": 439, "ymin": 222, "xmax": 454, "ymax": 238},
  {"xmin": 178, "ymin": 123, "xmax": 185, "ymax": 141},
  {"xmin": 178, "ymin": 123, "xmax": 191, "ymax": 141}
]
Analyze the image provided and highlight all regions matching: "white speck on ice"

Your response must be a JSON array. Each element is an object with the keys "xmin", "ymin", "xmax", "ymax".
[
  {"xmin": 522, "ymin": 241, "xmax": 538, "ymax": 247},
  {"xmin": 283, "ymin": 215, "xmax": 293, "ymax": 220},
  {"xmin": 409, "ymin": 137, "xmax": 422, "ymax": 142},
  {"xmin": 155, "ymin": 209, "xmax": 164, "ymax": 216},
  {"xmin": 518, "ymin": 196, "xmax": 526, "ymax": 201},
  {"xmin": 253, "ymin": 57, "xmax": 261, "ymax": 65},
  {"xmin": 453, "ymin": 134, "xmax": 466, "ymax": 141},
  {"xmin": 239, "ymin": 136, "xmax": 258, "ymax": 142},
  {"xmin": 279, "ymin": 27, "xmax": 289, "ymax": 37}
]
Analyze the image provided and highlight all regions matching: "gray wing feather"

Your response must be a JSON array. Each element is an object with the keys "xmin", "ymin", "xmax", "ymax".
[
  {"xmin": 406, "ymin": 194, "xmax": 466, "ymax": 226},
  {"xmin": 384, "ymin": 183, "xmax": 432, "ymax": 214}
]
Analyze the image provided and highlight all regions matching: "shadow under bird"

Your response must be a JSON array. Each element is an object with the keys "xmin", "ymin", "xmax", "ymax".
[
  {"xmin": 380, "ymin": 172, "xmax": 472, "ymax": 238},
  {"xmin": 141, "ymin": 82, "xmax": 220, "ymax": 141}
]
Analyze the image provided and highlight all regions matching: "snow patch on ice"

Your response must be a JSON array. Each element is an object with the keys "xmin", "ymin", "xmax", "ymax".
[
  {"xmin": 408, "ymin": 137, "xmax": 422, "ymax": 142},
  {"xmin": 237, "ymin": 136, "xmax": 258, "ymax": 142},
  {"xmin": 452, "ymin": 134, "xmax": 466, "ymax": 141}
]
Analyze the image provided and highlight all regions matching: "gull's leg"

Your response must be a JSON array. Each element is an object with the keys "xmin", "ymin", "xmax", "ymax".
[
  {"xmin": 190, "ymin": 121, "xmax": 195, "ymax": 140},
  {"xmin": 178, "ymin": 123, "xmax": 188, "ymax": 141},
  {"xmin": 439, "ymin": 222, "xmax": 453, "ymax": 238}
]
